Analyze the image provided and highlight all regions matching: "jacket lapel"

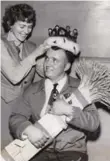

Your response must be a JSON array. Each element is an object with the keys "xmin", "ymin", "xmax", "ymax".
[
  {"xmin": 61, "ymin": 76, "xmax": 80, "ymax": 95},
  {"xmin": 2, "ymin": 35, "xmax": 21, "ymax": 62},
  {"xmin": 21, "ymin": 42, "xmax": 29, "ymax": 60},
  {"xmin": 31, "ymin": 79, "xmax": 46, "ymax": 116}
]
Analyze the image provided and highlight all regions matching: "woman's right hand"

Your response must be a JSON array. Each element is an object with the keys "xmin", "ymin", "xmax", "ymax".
[{"xmin": 31, "ymin": 42, "xmax": 51, "ymax": 66}]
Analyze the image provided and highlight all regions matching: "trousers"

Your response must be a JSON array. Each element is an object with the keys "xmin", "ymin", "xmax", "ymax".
[{"xmin": 31, "ymin": 150, "xmax": 88, "ymax": 161}]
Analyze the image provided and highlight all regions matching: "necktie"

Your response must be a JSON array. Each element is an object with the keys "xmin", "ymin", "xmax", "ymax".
[
  {"xmin": 46, "ymin": 83, "xmax": 59, "ymax": 113},
  {"xmin": 46, "ymin": 83, "xmax": 60, "ymax": 151},
  {"xmin": 48, "ymin": 83, "xmax": 59, "ymax": 105}
]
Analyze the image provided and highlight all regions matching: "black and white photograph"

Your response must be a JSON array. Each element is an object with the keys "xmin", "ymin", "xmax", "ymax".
[{"xmin": 1, "ymin": 1, "xmax": 110, "ymax": 161}]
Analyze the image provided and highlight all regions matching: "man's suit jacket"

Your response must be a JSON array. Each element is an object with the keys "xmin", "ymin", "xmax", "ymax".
[{"xmin": 9, "ymin": 76, "xmax": 100, "ymax": 153}]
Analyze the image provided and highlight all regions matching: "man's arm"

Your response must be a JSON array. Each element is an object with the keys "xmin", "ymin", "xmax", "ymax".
[
  {"xmin": 50, "ymin": 98, "xmax": 99, "ymax": 132},
  {"xmin": 9, "ymin": 88, "xmax": 50, "ymax": 148},
  {"xmin": 9, "ymin": 93, "xmax": 33, "ymax": 139},
  {"xmin": 68, "ymin": 104, "xmax": 100, "ymax": 132}
]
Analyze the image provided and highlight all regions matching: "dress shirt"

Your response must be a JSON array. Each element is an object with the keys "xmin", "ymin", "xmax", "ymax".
[{"xmin": 40, "ymin": 74, "xmax": 68, "ymax": 117}]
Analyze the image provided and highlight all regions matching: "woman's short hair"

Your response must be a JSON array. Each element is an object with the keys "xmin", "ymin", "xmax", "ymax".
[{"xmin": 2, "ymin": 3, "xmax": 36, "ymax": 33}]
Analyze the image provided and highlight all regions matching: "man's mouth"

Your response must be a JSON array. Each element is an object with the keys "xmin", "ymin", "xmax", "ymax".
[{"xmin": 46, "ymin": 67, "xmax": 53, "ymax": 72}]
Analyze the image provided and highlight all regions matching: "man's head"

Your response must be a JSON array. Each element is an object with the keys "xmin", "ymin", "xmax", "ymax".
[{"xmin": 44, "ymin": 46, "xmax": 79, "ymax": 82}]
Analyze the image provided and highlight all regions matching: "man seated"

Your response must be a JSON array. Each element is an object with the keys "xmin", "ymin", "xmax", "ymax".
[{"xmin": 9, "ymin": 27, "xmax": 100, "ymax": 161}]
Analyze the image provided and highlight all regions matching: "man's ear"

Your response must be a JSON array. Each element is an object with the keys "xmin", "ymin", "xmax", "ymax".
[{"xmin": 64, "ymin": 62, "xmax": 71, "ymax": 72}]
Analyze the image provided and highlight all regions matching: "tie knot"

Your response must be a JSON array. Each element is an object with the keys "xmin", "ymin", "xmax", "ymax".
[{"xmin": 53, "ymin": 83, "xmax": 58, "ymax": 89}]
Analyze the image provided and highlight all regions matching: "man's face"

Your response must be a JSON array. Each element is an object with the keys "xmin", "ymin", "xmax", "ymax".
[
  {"xmin": 44, "ymin": 48, "xmax": 70, "ymax": 82},
  {"xmin": 10, "ymin": 21, "xmax": 33, "ymax": 42}
]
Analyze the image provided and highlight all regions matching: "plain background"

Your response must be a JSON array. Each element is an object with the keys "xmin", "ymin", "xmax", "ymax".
[{"xmin": 1, "ymin": 1, "xmax": 110, "ymax": 161}]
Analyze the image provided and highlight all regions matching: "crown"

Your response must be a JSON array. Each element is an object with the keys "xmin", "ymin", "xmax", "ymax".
[{"xmin": 48, "ymin": 25, "xmax": 78, "ymax": 42}]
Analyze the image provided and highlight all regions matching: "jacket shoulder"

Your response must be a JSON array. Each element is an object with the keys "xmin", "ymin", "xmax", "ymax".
[
  {"xmin": 23, "ymin": 79, "xmax": 44, "ymax": 98},
  {"xmin": 69, "ymin": 76, "xmax": 80, "ymax": 88}
]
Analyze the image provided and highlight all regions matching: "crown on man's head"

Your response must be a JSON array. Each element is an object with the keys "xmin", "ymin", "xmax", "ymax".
[{"xmin": 48, "ymin": 25, "xmax": 78, "ymax": 43}]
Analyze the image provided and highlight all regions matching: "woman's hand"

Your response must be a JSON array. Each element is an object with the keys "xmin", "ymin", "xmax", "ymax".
[
  {"xmin": 30, "ymin": 42, "xmax": 51, "ymax": 66},
  {"xmin": 44, "ymin": 36, "xmax": 80, "ymax": 55}
]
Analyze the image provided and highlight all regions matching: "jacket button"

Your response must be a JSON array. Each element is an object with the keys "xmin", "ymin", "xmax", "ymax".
[
  {"xmin": 24, "ymin": 81, "xmax": 27, "ymax": 84},
  {"xmin": 64, "ymin": 93, "xmax": 71, "ymax": 99}
]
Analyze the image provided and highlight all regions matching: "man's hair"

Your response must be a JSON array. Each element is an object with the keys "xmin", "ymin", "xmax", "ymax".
[
  {"xmin": 2, "ymin": 3, "xmax": 36, "ymax": 33},
  {"xmin": 50, "ymin": 46, "xmax": 80, "ymax": 75}
]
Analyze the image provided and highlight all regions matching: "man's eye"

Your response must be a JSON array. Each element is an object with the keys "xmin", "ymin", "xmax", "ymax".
[
  {"xmin": 53, "ymin": 58, "xmax": 57, "ymax": 63},
  {"xmin": 45, "ymin": 57, "xmax": 49, "ymax": 61}
]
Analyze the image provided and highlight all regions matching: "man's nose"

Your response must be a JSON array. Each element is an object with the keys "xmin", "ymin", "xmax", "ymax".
[{"xmin": 47, "ymin": 59, "xmax": 53, "ymax": 65}]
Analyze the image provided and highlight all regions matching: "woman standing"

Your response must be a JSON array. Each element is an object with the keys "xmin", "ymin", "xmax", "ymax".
[{"xmin": 1, "ymin": 3, "xmax": 50, "ymax": 149}]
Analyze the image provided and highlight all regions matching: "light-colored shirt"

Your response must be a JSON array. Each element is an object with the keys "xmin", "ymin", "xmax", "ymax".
[{"xmin": 40, "ymin": 74, "xmax": 68, "ymax": 117}]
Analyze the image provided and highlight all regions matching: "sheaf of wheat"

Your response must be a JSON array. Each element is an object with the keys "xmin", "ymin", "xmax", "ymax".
[{"xmin": 74, "ymin": 58, "xmax": 110, "ymax": 107}]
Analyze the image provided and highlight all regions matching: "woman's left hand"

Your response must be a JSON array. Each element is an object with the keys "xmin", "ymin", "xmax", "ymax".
[{"xmin": 44, "ymin": 37, "xmax": 80, "ymax": 55}]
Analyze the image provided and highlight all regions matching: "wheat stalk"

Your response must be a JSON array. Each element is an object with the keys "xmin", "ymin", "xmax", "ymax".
[{"xmin": 74, "ymin": 58, "xmax": 110, "ymax": 107}]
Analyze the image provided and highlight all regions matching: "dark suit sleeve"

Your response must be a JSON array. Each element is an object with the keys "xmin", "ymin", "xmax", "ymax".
[
  {"xmin": 9, "ymin": 91, "xmax": 32, "ymax": 139},
  {"xmin": 68, "ymin": 103, "xmax": 100, "ymax": 132}
]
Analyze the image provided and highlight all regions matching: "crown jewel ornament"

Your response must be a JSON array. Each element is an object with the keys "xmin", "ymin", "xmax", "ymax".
[{"xmin": 48, "ymin": 25, "xmax": 78, "ymax": 42}]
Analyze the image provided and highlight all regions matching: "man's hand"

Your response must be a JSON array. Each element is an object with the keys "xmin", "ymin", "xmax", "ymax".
[
  {"xmin": 22, "ymin": 125, "xmax": 49, "ymax": 149},
  {"xmin": 49, "ymin": 98, "xmax": 74, "ymax": 117}
]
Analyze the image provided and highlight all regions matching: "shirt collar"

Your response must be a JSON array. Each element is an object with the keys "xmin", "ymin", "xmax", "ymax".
[
  {"xmin": 32, "ymin": 76, "xmax": 80, "ymax": 95},
  {"xmin": 7, "ymin": 31, "xmax": 23, "ymax": 47},
  {"xmin": 57, "ymin": 74, "xmax": 68, "ymax": 92},
  {"xmin": 45, "ymin": 74, "xmax": 68, "ymax": 93}
]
